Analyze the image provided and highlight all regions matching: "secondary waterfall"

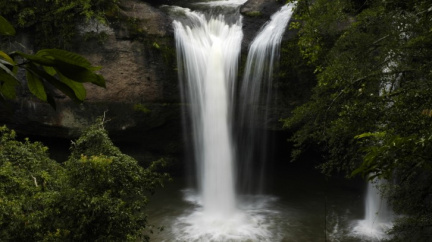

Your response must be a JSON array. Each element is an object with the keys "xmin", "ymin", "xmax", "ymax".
[
  {"xmin": 172, "ymin": 2, "xmax": 295, "ymax": 240},
  {"xmin": 237, "ymin": 3, "xmax": 295, "ymax": 194},
  {"xmin": 352, "ymin": 179, "xmax": 393, "ymax": 240},
  {"xmin": 351, "ymin": 57, "xmax": 397, "ymax": 240}
]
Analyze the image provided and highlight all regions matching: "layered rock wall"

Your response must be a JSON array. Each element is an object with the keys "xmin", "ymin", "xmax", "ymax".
[{"xmin": 0, "ymin": 0, "xmax": 305, "ymax": 156}]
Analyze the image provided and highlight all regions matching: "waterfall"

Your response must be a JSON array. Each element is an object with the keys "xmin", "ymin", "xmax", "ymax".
[
  {"xmin": 236, "ymin": 3, "xmax": 295, "ymax": 194},
  {"xmin": 171, "ymin": 3, "xmax": 295, "ymax": 240},
  {"xmin": 352, "ymin": 179, "xmax": 393, "ymax": 240},
  {"xmin": 352, "ymin": 55, "xmax": 397, "ymax": 240},
  {"xmin": 174, "ymin": 10, "xmax": 242, "ymax": 216},
  {"xmin": 365, "ymin": 180, "xmax": 393, "ymax": 228}
]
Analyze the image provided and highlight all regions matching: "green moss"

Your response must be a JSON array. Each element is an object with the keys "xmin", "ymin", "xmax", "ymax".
[
  {"xmin": 133, "ymin": 103, "xmax": 151, "ymax": 114},
  {"xmin": 244, "ymin": 11, "xmax": 262, "ymax": 17},
  {"xmin": 152, "ymin": 41, "xmax": 160, "ymax": 49}
]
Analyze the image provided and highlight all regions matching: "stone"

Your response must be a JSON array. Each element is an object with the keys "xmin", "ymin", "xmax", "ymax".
[{"xmin": 240, "ymin": 0, "xmax": 287, "ymax": 47}]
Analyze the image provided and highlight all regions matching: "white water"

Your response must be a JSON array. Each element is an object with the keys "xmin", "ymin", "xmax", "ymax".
[
  {"xmin": 352, "ymin": 180, "xmax": 393, "ymax": 240},
  {"xmin": 237, "ymin": 3, "xmax": 296, "ymax": 193},
  {"xmin": 174, "ymin": 9, "xmax": 242, "ymax": 216},
  {"xmin": 195, "ymin": 0, "xmax": 248, "ymax": 7},
  {"xmin": 172, "ymin": 3, "xmax": 295, "ymax": 240},
  {"xmin": 351, "ymin": 54, "xmax": 397, "ymax": 240}
]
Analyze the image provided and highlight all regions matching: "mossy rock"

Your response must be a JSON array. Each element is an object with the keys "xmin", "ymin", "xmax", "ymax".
[{"xmin": 243, "ymin": 11, "xmax": 263, "ymax": 17}]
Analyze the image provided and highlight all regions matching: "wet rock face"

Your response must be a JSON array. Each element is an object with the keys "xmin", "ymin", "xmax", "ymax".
[
  {"xmin": 79, "ymin": 0, "xmax": 177, "ymax": 103},
  {"xmin": 0, "ymin": 0, "xmax": 297, "ymax": 155},
  {"xmin": 240, "ymin": 0, "xmax": 286, "ymax": 47},
  {"xmin": 114, "ymin": 0, "xmax": 172, "ymax": 39},
  {"xmin": 0, "ymin": 0, "xmax": 181, "ymax": 155},
  {"xmin": 241, "ymin": 0, "xmax": 285, "ymax": 16}
]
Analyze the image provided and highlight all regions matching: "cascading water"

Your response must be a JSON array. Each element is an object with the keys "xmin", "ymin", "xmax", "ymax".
[
  {"xmin": 352, "ymin": 179, "xmax": 393, "ymax": 240},
  {"xmin": 171, "ymin": 2, "xmax": 295, "ymax": 241},
  {"xmin": 351, "ymin": 58, "xmax": 396, "ymax": 240},
  {"xmin": 236, "ymin": 3, "xmax": 295, "ymax": 194},
  {"xmin": 173, "ymin": 8, "xmax": 241, "ymax": 216}
]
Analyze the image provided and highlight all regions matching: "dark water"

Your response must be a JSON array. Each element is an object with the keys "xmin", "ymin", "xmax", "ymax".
[{"xmin": 145, "ymin": 158, "xmax": 377, "ymax": 241}]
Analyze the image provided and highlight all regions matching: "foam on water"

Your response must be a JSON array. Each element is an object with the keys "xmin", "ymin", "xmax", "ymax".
[
  {"xmin": 351, "ymin": 180, "xmax": 393, "ymax": 241},
  {"xmin": 194, "ymin": 0, "xmax": 248, "ymax": 7},
  {"xmin": 351, "ymin": 220, "xmax": 393, "ymax": 241},
  {"xmin": 173, "ymin": 191, "xmax": 282, "ymax": 242}
]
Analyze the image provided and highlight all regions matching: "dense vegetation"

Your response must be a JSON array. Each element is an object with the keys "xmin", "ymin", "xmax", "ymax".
[
  {"xmin": 0, "ymin": 0, "xmax": 119, "ymax": 49},
  {"xmin": 1, "ymin": 2, "xmax": 170, "ymax": 239},
  {"xmin": 284, "ymin": 0, "xmax": 432, "ymax": 240},
  {"xmin": 0, "ymin": 119, "xmax": 168, "ymax": 241}
]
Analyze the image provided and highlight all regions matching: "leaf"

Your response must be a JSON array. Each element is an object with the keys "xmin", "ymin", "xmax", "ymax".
[
  {"xmin": 0, "ymin": 70, "xmax": 18, "ymax": 99},
  {"xmin": 13, "ymin": 52, "xmax": 56, "ymax": 66},
  {"xmin": 0, "ymin": 59, "xmax": 16, "ymax": 74},
  {"xmin": 354, "ymin": 131, "xmax": 386, "ymax": 139},
  {"xmin": 58, "ymin": 73, "xmax": 86, "ymax": 101},
  {"xmin": 351, "ymin": 167, "xmax": 364, "ymax": 177},
  {"xmin": 14, "ymin": 50, "xmax": 106, "ymax": 87},
  {"xmin": 26, "ymin": 70, "xmax": 47, "ymax": 101},
  {"xmin": 0, "ymin": 51, "xmax": 16, "ymax": 65},
  {"xmin": 55, "ymin": 63, "xmax": 106, "ymax": 87},
  {"xmin": 0, "ymin": 63, "xmax": 19, "ymax": 100},
  {"xmin": 36, "ymin": 49, "xmax": 93, "ymax": 69},
  {"xmin": 26, "ymin": 64, "xmax": 81, "ymax": 103},
  {"xmin": 0, "ymin": 15, "xmax": 16, "ymax": 36},
  {"xmin": 0, "ymin": 62, "xmax": 17, "ymax": 78},
  {"xmin": 43, "ymin": 66, "xmax": 56, "ymax": 76}
]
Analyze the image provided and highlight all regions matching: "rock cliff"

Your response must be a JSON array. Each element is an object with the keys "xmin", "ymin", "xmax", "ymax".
[{"xmin": 0, "ymin": 0, "xmax": 304, "ymax": 157}]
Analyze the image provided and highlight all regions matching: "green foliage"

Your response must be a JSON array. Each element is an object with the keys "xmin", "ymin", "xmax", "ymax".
[
  {"xmin": 0, "ymin": 126, "xmax": 66, "ymax": 241},
  {"xmin": 0, "ymin": 120, "xmax": 169, "ymax": 241},
  {"xmin": 63, "ymin": 119, "xmax": 169, "ymax": 241},
  {"xmin": 0, "ymin": 0, "xmax": 119, "ymax": 49},
  {"xmin": 284, "ymin": 0, "xmax": 432, "ymax": 239},
  {"xmin": 0, "ymin": 16, "xmax": 16, "ymax": 36},
  {"xmin": 0, "ymin": 16, "xmax": 106, "ymax": 108},
  {"xmin": 287, "ymin": 0, "xmax": 355, "ymax": 67}
]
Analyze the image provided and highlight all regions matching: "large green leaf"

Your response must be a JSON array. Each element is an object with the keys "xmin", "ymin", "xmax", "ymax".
[
  {"xmin": 27, "ymin": 64, "xmax": 81, "ymax": 103},
  {"xmin": 13, "ymin": 52, "xmax": 56, "ymax": 66},
  {"xmin": 36, "ymin": 49, "xmax": 94, "ymax": 69},
  {"xmin": 0, "ymin": 51, "xmax": 17, "ymax": 74},
  {"xmin": 0, "ymin": 62, "xmax": 16, "ymax": 78},
  {"xmin": 43, "ymin": 66, "xmax": 57, "ymax": 76},
  {"xmin": 0, "ymin": 70, "xmax": 18, "ymax": 99},
  {"xmin": 26, "ymin": 70, "xmax": 47, "ymax": 101},
  {"xmin": 0, "ymin": 15, "xmax": 16, "ymax": 36},
  {"xmin": 0, "ymin": 59, "xmax": 16, "ymax": 75},
  {"xmin": 55, "ymin": 63, "xmax": 106, "ymax": 87},
  {"xmin": 58, "ymin": 73, "xmax": 86, "ymax": 101},
  {"xmin": 14, "ymin": 50, "xmax": 105, "ymax": 87}
]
